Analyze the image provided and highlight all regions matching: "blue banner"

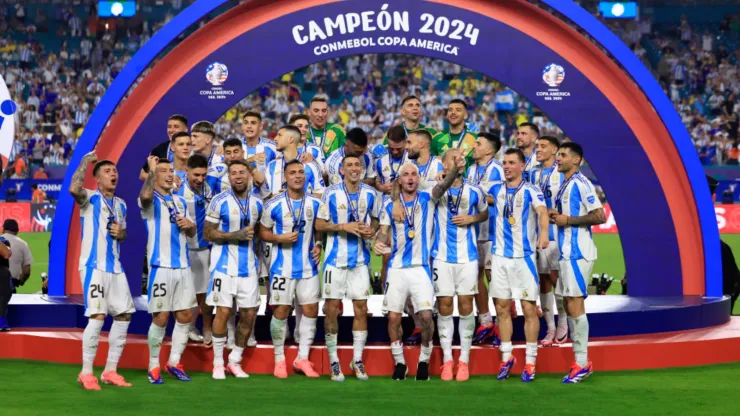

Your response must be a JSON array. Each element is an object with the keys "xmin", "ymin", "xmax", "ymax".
[{"xmin": 1, "ymin": 180, "xmax": 64, "ymax": 201}]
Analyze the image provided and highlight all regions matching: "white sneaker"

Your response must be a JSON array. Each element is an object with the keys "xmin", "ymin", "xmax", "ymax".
[
  {"xmin": 554, "ymin": 321, "xmax": 569, "ymax": 345},
  {"xmin": 350, "ymin": 360, "xmax": 369, "ymax": 381},
  {"xmin": 329, "ymin": 361, "xmax": 345, "ymax": 382},
  {"xmin": 226, "ymin": 363, "xmax": 250, "ymax": 378},
  {"xmin": 188, "ymin": 330, "xmax": 204, "ymax": 342},
  {"xmin": 212, "ymin": 365, "xmax": 226, "ymax": 380}
]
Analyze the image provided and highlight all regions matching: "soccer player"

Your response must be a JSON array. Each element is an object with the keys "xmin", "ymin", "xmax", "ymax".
[
  {"xmin": 486, "ymin": 148, "xmax": 549, "ymax": 382},
  {"xmin": 374, "ymin": 155, "xmax": 463, "ymax": 381},
  {"xmin": 259, "ymin": 160, "xmax": 323, "ymax": 379},
  {"xmin": 263, "ymin": 125, "xmax": 325, "ymax": 199},
  {"xmin": 531, "ymin": 136, "xmax": 569, "ymax": 347},
  {"xmin": 467, "ymin": 132, "xmax": 504, "ymax": 346},
  {"xmin": 307, "ymin": 96, "xmax": 346, "ymax": 155},
  {"xmin": 432, "ymin": 148, "xmax": 488, "ymax": 382},
  {"xmin": 181, "ymin": 155, "xmax": 215, "ymax": 346},
  {"xmin": 289, "ymin": 114, "xmax": 326, "ymax": 172},
  {"xmin": 375, "ymin": 95, "xmax": 440, "ymax": 158},
  {"xmin": 241, "ymin": 111, "xmax": 278, "ymax": 173},
  {"xmin": 549, "ymin": 142, "xmax": 606, "ymax": 383},
  {"xmin": 139, "ymin": 114, "xmax": 189, "ymax": 181},
  {"xmin": 375, "ymin": 125, "xmax": 407, "ymax": 194},
  {"xmin": 217, "ymin": 138, "xmax": 265, "ymax": 193},
  {"xmin": 326, "ymin": 127, "xmax": 377, "ymax": 186},
  {"xmin": 139, "ymin": 156, "xmax": 198, "ymax": 384},
  {"xmin": 70, "ymin": 152, "xmax": 135, "ymax": 390},
  {"xmin": 431, "ymin": 99, "xmax": 478, "ymax": 164},
  {"xmin": 316, "ymin": 155, "xmax": 381, "ymax": 381},
  {"xmin": 169, "ymin": 132, "xmax": 193, "ymax": 195},
  {"xmin": 516, "ymin": 122, "xmax": 540, "ymax": 182},
  {"xmin": 190, "ymin": 121, "xmax": 227, "ymax": 186},
  {"xmin": 204, "ymin": 160, "xmax": 263, "ymax": 380}
]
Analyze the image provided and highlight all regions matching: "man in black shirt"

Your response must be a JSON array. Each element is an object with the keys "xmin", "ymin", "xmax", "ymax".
[
  {"xmin": 708, "ymin": 175, "xmax": 740, "ymax": 313},
  {"xmin": 138, "ymin": 114, "xmax": 189, "ymax": 180},
  {"xmin": 0, "ymin": 235, "xmax": 11, "ymax": 331}
]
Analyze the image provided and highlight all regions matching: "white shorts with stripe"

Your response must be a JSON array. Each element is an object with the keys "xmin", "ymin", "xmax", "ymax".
[
  {"xmin": 189, "ymin": 248, "xmax": 210, "ymax": 294},
  {"xmin": 536, "ymin": 244, "xmax": 560, "ymax": 274},
  {"xmin": 80, "ymin": 267, "xmax": 135, "ymax": 317},
  {"xmin": 269, "ymin": 275, "xmax": 320, "ymax": 306},
  {"xmin": 383, "ymin": 266, "xmax": 435, "ymax": 314},
  {"xmin": 556, "ymin": 258, "xmax": 593, "ymax": 298},
  {"xmin": 489, "ymin": 254, "xmax": 539, "ymax": 302},
  {"xmin": 206, "ymin": 270, "xmax": 260, "ymax": 309},
  {"xmin": 432, "ymin": 260, "xmax": 478, "ymax": 297},
  {"xmin": 147, "ymin": 267, "xmax": 197, "ymax": 313},
  {"xmin": 322, "ymin": 264, "xmax": 371, "ymax": 300}
]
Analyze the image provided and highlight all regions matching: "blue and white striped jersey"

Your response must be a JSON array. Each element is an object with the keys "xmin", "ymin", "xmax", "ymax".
[
  {"xmin": 531, "ymin": 163, "xmax": 565, "ymax": 242},
  {"xmin": 318, "ymin": 183, "xmax": 382, "ymax": 268},
  {"xmin": 375, "ymin": 151, "xmax": 408, "ymax": 185},
  {"xmin": 78, "ymin": 189, "xmax": 127, "ymax": 273},
  {"xmin": 261, "ymin": 158, "xmax": 325, "ymax": 198},
  {"xmin": 206, "ymin": 190, "xmax": 264, "ymax": 277},
  {"xmin": 465, "ymin": 158, "xmax": 504, "ymax": 241},
  {"xmin": 555, "ymin": 172, "xmax": 602, "ymax": 261},
  {"xmin": 139, "ymin": 192, "xmax": 193, "ymax": 269},
  {"xmin": 326, "ymin": 148, "xmax": 377, "ymax": 186},
  {"xmin": 486, "ymin": 180, "xmax": 546, "ymax": 258},
  {"xmin": 260, "ymin": 192, "xmax": 322, "ymax": 279},
  {"xmin": 181, "ymin": 181, "xmax": 215, "ymax": 250},
  {"xmin": 379, "ymin": 191, "xmax": 436, "ymax": 270},
  {"xmin": 298, "ymin": 143, "xmax": 326, "ymax": 173},
  {"xmin": 431, "ymin": 183, "xmax": 488, "ymax": 264},
  {"xmin": 522, "ymin": 151, "xmax": 538, "ymax": 183},
  {"xmin": 411, "ymin": 156, "xmax": 445, "ymax": 192},
  {"xmin": 242, "ymin": 137, "xmax": 277, "ymax": 173}
]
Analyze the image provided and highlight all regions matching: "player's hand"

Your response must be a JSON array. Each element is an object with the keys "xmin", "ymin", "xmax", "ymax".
[
  {"xmin": 376, "ymin": 181, "xmax": 393, "ymax": 193},
  {"xmin": 453, "ymin": 154, "xmax": 466, "ymax": 171},
  {"xmin": 175, "ymin": 215, "xmax": 193, "ymax": 230},
  {"xmin": 343, "ymin": 222, "xmax": 364, "ymax": 237},
  {"xmin": 392, "ymin": 200, "xmax": 405, "ymax": 222},
  {"xmin": 299, "ymin": 152, "xmax": 315, "ymax": 164},
  {"xmin": 233, "ymin": 226, "xmax": 255, "ymax": 241},
  {"xmin": 435, "ymin": 171, "xmax": 446, "ymax": 182},
  {"xmin": 108, "ymin": 222, "xmax": 122, "ymax": 238},
  {"xmin": 548, "ymin": 208, "xmax": 559, "ymax": 217},
  {"xmin": 358, "ymin": 223, "xmax": 375, "ymax": 238},
  {"xmin": 537, "ymin": 234, "xmax": 549, "ymax": 250},
  {"xmin": 551, "ymin": 214, "xmax": 569, "ymax": 227},
  {"xmin": 374, "ymin": 239, "xmax": 390, "ymax": 256},
  {"xmin": 83, "ymin": 151, "xmax": 98, "ymax": 165},
  {"xmin": 281, "ymin": 231, "xmax": 299, "ymax": 244},
  {"xmin": 215, "ymin": 145, "xmax": 224, "ymax": 156},
  {"xmin": 147, "ymin": 155, "xmax": 159, "ymax": 172},
  {"xmin": 173, "ymin": 175, "xmax": 183, "ymax": 190},
  {"xmin": 253, "ymin": 153, "xmax": 267, "ymax": 164},
  {"xmin": 451, "ymin": 215, "xmax": 475, "ymax": 226},
  {"xmin": 311, "ymin": 245, "xmax": 321, "ymax": 263}
]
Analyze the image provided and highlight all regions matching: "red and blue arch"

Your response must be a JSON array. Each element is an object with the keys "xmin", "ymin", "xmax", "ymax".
[{"xmin": 49, "ymin": 0, "xmax": 721, "ymax": 298}]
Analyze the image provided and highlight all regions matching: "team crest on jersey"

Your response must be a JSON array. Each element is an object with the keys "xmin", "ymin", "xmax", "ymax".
[
  {"xmin": 306, "ymin": 207, "xmax": 314, "ymax": 220},
  {"xmin": 359, "ymin": 200, "xmax": 367, "ymax": 212},
  {"xmin": 331, "ymin": 174, "xmax": 342, "ymax": 184},
  {"xmin": 460, "ymin": 198, "xmax": 469, "ymax": 210},
  {"xmin": 587, "ymin": 195, "xmax": 595, "ymax": 204},
  {"xmin": 319, "ymin": 204, "xmax": 329, "ymax": 217},
  {"xmin": 231, "ymin": 209, "xmax": 238, "ymax": 215},
  {"xmin": 516, "ymin": 195, "xmax": 523, "ymax": 206}
]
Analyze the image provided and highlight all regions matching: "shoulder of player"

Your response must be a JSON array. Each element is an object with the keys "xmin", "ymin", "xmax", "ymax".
[
  {"xmin": 486, "ymin": 180, "xmax": 505, "ymax": 193},
  {"xmin": 113, "ymin": 196, "xmax": 127, "ymax": 208},
  {"xmin": 264, "ymin": 192, "xmax": 285, "ymax": 209},
  {"xmin": 307, "ymin": 194, "xmax": 322, "ymax": 205},
  {"xmin": 260, "ymin": 137, "xmax": 277, "ymax": 147},
  {"xmin": 324, "ymin": 183, "xmax": 343, "ymax": 195},
  {"xmin": 328, "ymin": 123, "xmax": 346, "ymax": 134},
  {"xmin": 574, "ymin": 172, "xmax": 595, "ymax": 188},
  {"xmin": 466, "ymin": 182, "xmax": 486, "ymax": 196},
  {"xmin": 210, "ymin": 191, "xmax": 231, "ymax": 206}
]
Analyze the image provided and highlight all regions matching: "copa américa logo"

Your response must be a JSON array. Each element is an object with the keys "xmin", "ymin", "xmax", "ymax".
[
  {"xmin": 206, "ymin": 62, "xmax": 229, "ymax": 86},
  {"xmin": 0, "ymin": 74, "xmax": 18, "ymax": 159},
  {"xmin": 542, "ymin": 63, "xmax": 565, "ymax": 88}
]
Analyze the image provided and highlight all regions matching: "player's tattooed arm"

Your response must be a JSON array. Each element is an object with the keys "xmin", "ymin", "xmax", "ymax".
[
  {"xmin": 204, "ymin": 221, "xmax": 250, "ymax": 243},
  {"xmin": 69, "ymin": 151, "xmax": 98, "ymax": 205},
  {"xmin": 567, "ymin": 208, "xmax": 607, "ymax": 226},
  {"xmin": 432, "ymin": 155, "xmax": 464, "ymax": 200},
  {"xmin": 139, "ymin": 156, "xmax": 159, "ymax": 210},
  {"xmin": 373, "ymin": 225, "xmax": 391, "ymax": 256}
]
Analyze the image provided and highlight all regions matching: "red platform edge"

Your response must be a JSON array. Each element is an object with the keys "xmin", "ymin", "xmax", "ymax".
[{"xmin": 2, "ymin": 317, "xmax": 740, "ymax": 375}]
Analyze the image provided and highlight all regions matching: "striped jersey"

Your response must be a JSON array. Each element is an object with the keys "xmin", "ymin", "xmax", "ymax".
[
  {"xmin": 531, "ymin": 163, "xmax": 565, "ymax": 242},
  {"xmin": 298, "ymin": 143, "xmax": 326, "ymax": 173},
  {"xmin": 261, "ymin": 158, "xmax": 325, "ymax": 198},
  {"xmin": 431, "ymin": 182, "xmax": 487, "ymax": 264},
  {"xmin": 411, "ymin": 156, "xmax": 445, "ymax": 192},
  {"xmin": 522, "ymin": 150, "xmax": 538, "ymax": 183},
  {"xmin": 242, "ymin": 137, "xmax": 278, "ymax": 173},
  {"xmin": 326, "ymin": 148, "xmax": 377, "ymax": 186},
  {"xmin": 139, "ymin": 192, "xmax": 193, "ymax": 268},
  {"xmin": 486, "ymin": 181, "xmax": 546, "ymax": 258},
  {"xmin": 379, "ymin": 191, "xmax": 436, "ymax": 270},
  {"xmin": 181, "ymin": 181, "xmax": 215, "ymax": 249},
  {"xmin": 172, "ymin": 169, "xmax": 188, "ymax": 196},
  {"xmin": 465, "ymin": 158, "xmax": 504, "ymax": 241},
  {"xmin": 318, "ymin": 183, "xmax": 382, "ymax": 268},
  {"xmin": 78, "ymin": 189, "xmax": 127, "ymax": 273},
  {"xmin": 375, "ymin": 150, "xmax": 408, "ymax": 185},
  {"xmin": 260, "ymin": 192, "xmax": 322, "ymax": 279},
  {"xmin": 555, "ymin": 172, "xmax": 602, "ymax": 261},
  {"xmin": 206, "ymin": 190, "xmax": 264, "ymax": 277}
]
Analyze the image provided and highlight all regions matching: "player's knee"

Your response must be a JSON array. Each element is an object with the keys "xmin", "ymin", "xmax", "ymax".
[
  {"xmin": 521, "ymin": 301, "xmax": 538, "ymax": 318},
  {"xmin": 387, "ymin": 312, "xmax": 402, "ymax": 328},
  {"xmin": 437, "ymin": 297, "xmax": 454, "ymax": 316},
  {"xmin": 458, "ymin": 297, "xmax": 474, "ymax": 316},
  {"xmin": 352, "ymin": 301, "xmax": 368, "ymax": 317},
  {"xmin": 113, "ymin": 313, "xmax": 131, "ymax": 322},
  {"xmin": 176, "ymin": 309, "xmax": 193, "ymax": 324},
  {"xmin": 495, "ymin": 302, "xmax": 511, "ymax": 319},
  {"xmin": 89, "ymin": 314, "xmax": 106, "ymax": 321},
  {"xmin": 419, "ymin": 310, "xmax": 434, "ymax": 327}
]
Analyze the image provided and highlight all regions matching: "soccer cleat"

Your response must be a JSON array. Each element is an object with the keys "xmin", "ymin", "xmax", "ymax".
[
  {"xmin": 274, "ymin": 360, "xmax": 288, "ymax": 379},
  {"xmin": 100, "ymin": 371, "xmax": 132, "ymax": 387},
  {"xmin": 456, "ymin": 362, "xmax": 470, "ymax": 382},
  {"xmin": 540, "ymin": 330, "xmax": 556, "ymax": 347},
  {"xmin": 0, "ymin": 315, "xmax": 10, "ymax": 331},
  {"xmin": 554, "ymin": 322, "xmax": 569, "ymax": 345},
  {"xmin": 490, "ymin": 325, "xmax": 501, "ymax": 347},
  {"xmin": 562, "ymin": 361, "xmax": 593, "ymax": 384},
  {"xmin": 521, "ymin": 364, "xmax": 536, "ymax": 382},
  {"xmin": 226, "ymin": 363, "xmax": 250, "ymax": 378},
  {"xmin": 440, "ymin": 360, "xmax": 454, "ymax": 381},
  {"xmin": 212, "ymin": 365, "xmax": 226, "ymax": 380},
  {"xmin": 188, "ymin": 329, "xmax": 204, "ymax": 343},
  {"xmin": 147, "ymin": 367, "xmax": 164, "ymax": 385},
  {"xmin": 392, "ymin": 363, "xmax": 408, "ymax": 380},
  {"xmin": 472, "ymin": 323, "xmax": 495, "ymax": 344},
  {"xmin": 416, "ymin": 361, "xmax": 430, "ymax": 381},
  {"xmin": 404, "ymin": 328, "xmax": 422, "ymax": 345},
  {"xmin": 329, "ymin": 361, "xmax": 345, "ymax": 382},
  {"xmin": 293, "ymin": 359, "xmax": 320, "ymax": 378},
  {"xmin": 497, "ymin": 357, "xmax": 516, "ymax": 380},
  {"xmin": 78, "ymin": 373, "xmax": 102, "ymax": 391},
  {"xmin": 350, "ymin": 360, "xmax": 369, "ymax": 381},
  {"xmin": 165, "ymin": 363, "xmax": 191, "ymax": 382}
]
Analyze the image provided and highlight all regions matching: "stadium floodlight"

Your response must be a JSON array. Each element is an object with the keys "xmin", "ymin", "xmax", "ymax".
[
  {"xmin": 598, "ymin": 2, "xmax": 638, "ymax": 19},
  {"xmin": 111, "ymin": 2, "xmax": 124, "ymax": 16}
]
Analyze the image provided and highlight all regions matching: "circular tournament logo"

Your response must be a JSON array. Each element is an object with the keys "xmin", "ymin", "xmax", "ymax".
[
  {"xmin": 206, "ymin": 62, "xmax": 229, "ymax": 86},
  {"xmin": 542, "ymin": 64, "xmax": 565, "ymax": 88}
]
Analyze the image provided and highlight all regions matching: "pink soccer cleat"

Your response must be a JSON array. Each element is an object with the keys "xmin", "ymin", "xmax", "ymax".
[
  {"xmin": 226, "ymin": 363, "xmax": 250, "ymax": 378},
  {"xmin": 212, "ymin": 365, "xmax": 226, "ymax": 380},
  {"xmin": 456, "ymin": 362, "xmax": 470, "ymax": 382},
  {"xmin": 100, "ymin": 371, "xmax": 132, "ymax": 387},
  {"xmin": 440, "ymin": 360, "xmax": 454, "ymax": 381},
  {"xmin": 540, "ymin": 330, "xmax": 556, "ymax": 347},
  {"xmin": 78, "ymin": 373, "xmax": 101, "ymax": 391},
  {"xmin": 274, "ymin": 360, "xmax": 288, "ymax": 379},
  {"xmin": 293, "ymin": 359, "xmax": 320, "ymax": 378}
]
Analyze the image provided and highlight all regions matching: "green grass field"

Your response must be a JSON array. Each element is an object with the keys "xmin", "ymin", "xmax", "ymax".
[{"xmin": 0, "ymin": 359, "xmax": 737, "ymax": 415}]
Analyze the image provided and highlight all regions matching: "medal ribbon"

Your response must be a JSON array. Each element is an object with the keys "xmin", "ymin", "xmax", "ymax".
[
  {"xmin": 342, "ymin": 183, "xmax": 360, "ymax": 223},
  {"xmin": 153, "ymin": 190, "xmax": 179, "ymax": 222},
  {"xmin": 388, "ymin": 152, "xmax": 407, "ymax": 183},
  {"xmin": 538, "ymin": 162, "xmax": 558, "ymax": 194},
  {"xmin": 402, "ymin": 194, "xmax": 420, "ymax": 235},
  {"xmin": 448, "ymin": 181, "xmax": 466, "ymax": 215},
  {"xmin": 98, "ymin": 189, "xmax": 117, "ymax": 228},
  {"xmin": 231, "ymin": 189, "xmax": 250, "ymax": 226},
  {"xmin": 309, "ymin": 124, "xmax": 327, "ymax": 151},
  {"xmin": 284, "ymin": 191, "xmax": 306, "ymax": 232},
  {"xmin": 475, "ymin": 158, "xmax": 495, "ymax": 185},
  {"xmin": 555, "ymin": 172, "xmax": 579, "ymax": 212},
  {"xmin": 504, "ymin": 180, "xmax": 526, "ymax": 219}
]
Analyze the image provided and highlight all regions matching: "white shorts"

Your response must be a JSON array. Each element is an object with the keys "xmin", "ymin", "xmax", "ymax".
[
  {"xmin": 432, "ymin": 260, "xmax": 478, "ymax": 297},
  {"xmin": 80, "ymin": 268, "xmax": 135, "ymax": 317},
  {"xmin": 477, "ymin": 241, "xmax": 493, "ymax": 270},
  {"xmin": 147, "ymin": 267, "xmax": 197, "ymax": 313},
  {"xmin": 536, "ymin": 244, "xmax": 560, "ymax": 274},
  {"xmin": 322, "ymin": 264, "xmax": 371, "ymax": 300},
  {"xmin": 383, "ymin": 266, "xmax": 435, "ymax": 314},
  {"xmin": 259, "ymin": 243, "xmax": 271, "ymax": 278},
  {"xmin": 556, "ymin": 258, "xmax": 593, "ymax": 298},
  {"xmin": 489, "ymin": 254, "xmax": 539, "ymax": 301},
  {"xmin": 269, "ymin": 275, "xmax": 320, "ymax": 306},
  {"xmin": 190, "ymin": 249, "xmax": 210, "ymax": 294},
  {"xmin": 206, "ymin": 270, "xmax": 260, "ymax": 309}
]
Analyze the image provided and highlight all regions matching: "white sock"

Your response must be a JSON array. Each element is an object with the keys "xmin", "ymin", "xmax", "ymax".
[
  {"xmin": 248, "ymin": 318, "xmax": 256, "ymax": 344},
  {"xmin": 352, "ymin": 330, "xmax": 367, "ymax": 362},
  {"xmin": 419, "ymin": 343, "xmax": 433, "ymax": 363},
  {"xmin": 437, "ymin": 314, "xmax": 454, "ymax": 362},
  {"xmin": 168, "ymin": 322, "xmax": 190, "ymax": 367},
  {"xmin": 227, "ymin": 314, "xmax": 236, "ymax": 345},
  {"xmin": 568, "ymin": 314, "xmax": 590, "ymax": 367},
  {"xmin": 295, "ymin": 303, "xmax": 304, "ymax": 333},
  {"xmin": 479, "ymin": 311, "xmax": 492, "ymax": 327},
  {"xmin": 541, "ymin": 291, "xmax": 556, "ymax": 332},
  {"xmin": 298, "ymin": 316, "xmax": 317, "ymax": 360},
  {"xmin": 213, "ymin": 336, "xmax": 226, "ymax": 367},
  {"xmin": 105, "ymin": 320, "xmax": 130, "ymax": 373},
  {"xmin": 81, "ymin": 319, "xmax": 104, "ymax": 375},
  {"xmin": 525, "ymin": 342, "xmax": 538, "ymax": 365},
  {"xmin": 556, "ymin": 295, "xmax": 567, "ymax": 329},
  {"xmin": 459, "ymin": 313, "xmax": 475, "ymax": 364},
  {"xmin": 500, "ymin": 341, "xmax": 513, "ymax": 362},
  {"xmin": 190, "ymin": 307, "xmax": 199, "ymax": 331},
  {"xmin": 147, "ymin": 323, "xmax": 166, "ymax": 371},
  {"xmin": 229, "ymin": 346, "xmax": 244, "ymax": 365},
  {"xmin": 391, "ymin": 340, "xmax": 405, "ymax": 365},
  {"xmin": 326, "ymin": 332, "xmax": 339, "ymax": 363},
  {"xmin": 270, "ymin": 317, "xmax": 287, "ymax": 362}
]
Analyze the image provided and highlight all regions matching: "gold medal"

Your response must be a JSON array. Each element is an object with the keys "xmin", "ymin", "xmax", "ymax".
[
  {"xmin": 407, "ymin": 230, "xmax": 415, "ymax": 239},
  {"xmin": 508, "ymin": 216, "xmax": 516, "ymax": 225}
]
